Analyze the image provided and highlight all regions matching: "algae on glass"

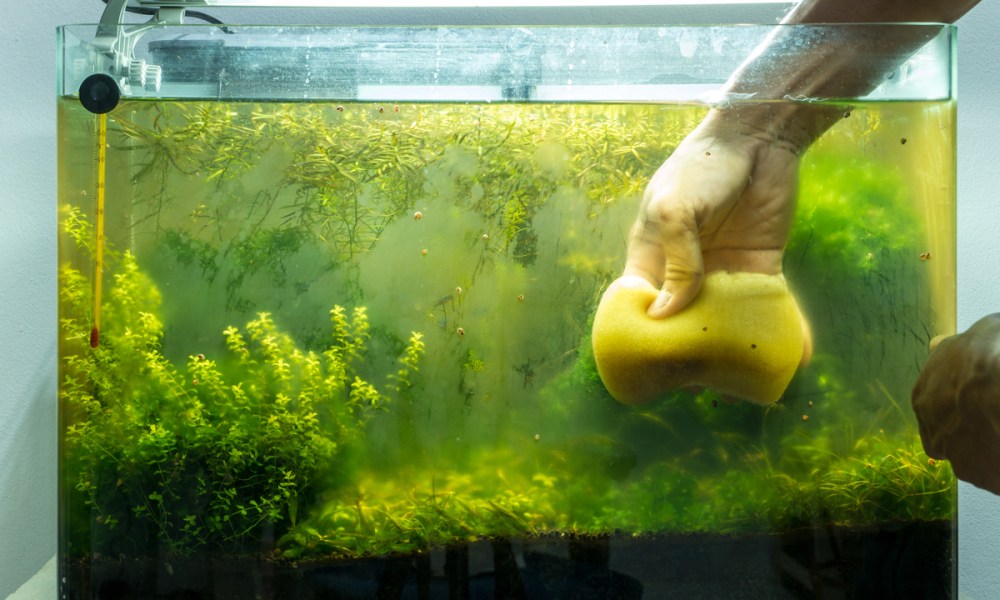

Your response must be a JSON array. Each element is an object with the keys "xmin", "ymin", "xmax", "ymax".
[{"xmin": 58, "ymin": 97, "xmax": 955, "ymax": 566}]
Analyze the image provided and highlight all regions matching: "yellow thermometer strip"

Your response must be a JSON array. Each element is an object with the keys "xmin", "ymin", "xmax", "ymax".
[{"xmin": 90, "ymin": 112, "xmax": 106, "ymax": 348}]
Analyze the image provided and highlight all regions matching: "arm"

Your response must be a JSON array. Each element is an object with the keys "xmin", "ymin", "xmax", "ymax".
[
  {"xmin": 626, "ymin": 0, "xmax": 980, "ymax": 318},
  {"xmin": 722, "ymin": 0, "xmax": 980, "ymax": 151}
]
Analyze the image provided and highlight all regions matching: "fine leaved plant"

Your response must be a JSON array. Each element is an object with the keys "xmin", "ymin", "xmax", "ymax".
[{"xmin": 60, "ymin": 205, "xmax": 424, "ymax": 555}]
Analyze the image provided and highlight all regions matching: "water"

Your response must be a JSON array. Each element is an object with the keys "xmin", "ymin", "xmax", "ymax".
[{"xmin": 57, "ymin": 98, "xmax": 956, "ymax": 598}]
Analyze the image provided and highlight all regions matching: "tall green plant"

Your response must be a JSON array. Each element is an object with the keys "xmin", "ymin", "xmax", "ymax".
[{"xmin": 60, "ymin": 206, "xmax": 424, "ymax": 555}]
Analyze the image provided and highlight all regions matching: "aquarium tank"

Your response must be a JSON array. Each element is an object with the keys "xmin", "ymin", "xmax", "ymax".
[{"xmin": 57, "ymin": 8, "xmax": 957, "ymax": 599}]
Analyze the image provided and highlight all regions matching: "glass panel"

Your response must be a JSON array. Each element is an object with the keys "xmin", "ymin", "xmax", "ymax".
[
  {"xmin": 59, "ymin": 24, "xmax": 953, "ymax": 102},
  {"xmin": 58, "ymin": 23, "xmax": 956, "ymax": 599},
  {"xmin": 132, "ymin": 0, "xmax": 799, "ymax": 6}
]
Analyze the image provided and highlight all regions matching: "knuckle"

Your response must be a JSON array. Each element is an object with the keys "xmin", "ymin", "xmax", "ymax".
[{"xmin": 664, "ymin": 260, "xmax": 703, "ymax": 282}]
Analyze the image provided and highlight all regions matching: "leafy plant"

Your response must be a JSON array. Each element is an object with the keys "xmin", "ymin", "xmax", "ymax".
[
  {"xmin": 114, "ymin": 102, "xmax": 678, "ymax": 271},
  {"xmin": 59, "ymin": 206, "xmax": 424, "ymax": 554}
]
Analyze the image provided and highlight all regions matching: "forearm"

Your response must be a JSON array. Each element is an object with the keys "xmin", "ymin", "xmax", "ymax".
[
  {"xmin": 711, "ymin": 0, "xmax": 980, "ymax": 153},
  {"xmin": 785, "ymin": 0, "xmax": 980, "ymax": 25}
]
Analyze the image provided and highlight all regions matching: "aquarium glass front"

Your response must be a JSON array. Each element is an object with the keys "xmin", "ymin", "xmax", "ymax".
[{"xmin": 57, "ymin": 22, "xmax": 957, "ymax": 599}]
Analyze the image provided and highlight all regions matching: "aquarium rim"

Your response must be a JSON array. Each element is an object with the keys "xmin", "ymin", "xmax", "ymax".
[{"xmin": 58, "ymin": 22, "xmax": 955, "ymax": 105}]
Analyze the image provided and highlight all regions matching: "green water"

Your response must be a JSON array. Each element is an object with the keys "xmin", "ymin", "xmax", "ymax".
[{"xmin": 57, "ymin": 98, "xmax": 956, "ymax": 595}]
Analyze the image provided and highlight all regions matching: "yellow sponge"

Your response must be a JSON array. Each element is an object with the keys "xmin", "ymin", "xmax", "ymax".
[{"xmin": 591, "ymin": 272, "xmax": 806, "ymax": 406}]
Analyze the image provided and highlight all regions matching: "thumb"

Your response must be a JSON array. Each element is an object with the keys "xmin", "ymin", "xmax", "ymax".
[{"xmin": 647, "ymin": 214, "xmax": 704, "ymax": 319}]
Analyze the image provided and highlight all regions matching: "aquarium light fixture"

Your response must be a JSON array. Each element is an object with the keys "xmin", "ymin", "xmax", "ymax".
[{"xmin": 134, "ymin": 0, "xmax": 796, "ymax": 7}]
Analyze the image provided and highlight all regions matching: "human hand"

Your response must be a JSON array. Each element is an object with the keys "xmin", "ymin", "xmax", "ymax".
[
  {"xmin": 624, "ymin": 109, "xmax": 801, "ymax": 319},
  {"xmin": 912, "ymin": 314, "xmax": 1000, "ymax": 495}
]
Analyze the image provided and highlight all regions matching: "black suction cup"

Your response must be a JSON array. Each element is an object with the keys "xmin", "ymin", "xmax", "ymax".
[{"xmin": 79, "ymin": 74, "xmax": 120, "ymax": 114}]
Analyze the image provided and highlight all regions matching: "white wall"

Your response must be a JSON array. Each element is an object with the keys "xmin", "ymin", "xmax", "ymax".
[
  {"xmin": 2, "ymin": 1, "xmax": 998, "ymax": 597},
  {"xmin": 952, "ymin": 4, "xmax": 1000, "ymax": 598}
]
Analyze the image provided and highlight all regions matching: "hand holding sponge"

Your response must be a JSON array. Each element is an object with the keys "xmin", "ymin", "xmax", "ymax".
[{"xmin": 591, "ymin": 272, "xmax": 810, "ymax": 406}]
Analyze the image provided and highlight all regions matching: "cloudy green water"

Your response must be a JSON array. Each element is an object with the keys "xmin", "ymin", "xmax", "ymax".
[{"xmin": 57, "ymin": 98, "xmax": 956, "ymax": 595}]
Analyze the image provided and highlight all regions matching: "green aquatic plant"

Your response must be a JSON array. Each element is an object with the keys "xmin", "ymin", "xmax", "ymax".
[
  {"xmin": 786, "ymin": 146, "xmax": 935, "ymax": 436},
  {"xmin": 113, "ymin": 102, "xmax": 682, "ymax": 273},
  {"xmin": 278, "ymin": 461, "xmax": 560, "ymax": 559},
  {"xmin": 273, "ymin": 423, "xmax": 953, "ymax": 560},
  {"xmin": 59, "ymin": 206, "xmax": 425, "ymax": 555},
  {"xmin": 269, "ymin": 329, "xmax": 952, "ymax": 558},
  {"xmin": 816, "ymin": 436, "xmax": 954, "ymax": 524},
  {"xmin": 59, "ymin": 98, "xmax": 955, "ymax": 570},
  {"xmin": 493, "ymin": 315, "xmax": 955, "ymax": 541}
]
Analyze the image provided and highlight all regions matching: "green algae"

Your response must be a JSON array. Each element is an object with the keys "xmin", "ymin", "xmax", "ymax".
[{"xmin": 59, "ymin": 99, "xmax": 955, "ymax": 565}]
